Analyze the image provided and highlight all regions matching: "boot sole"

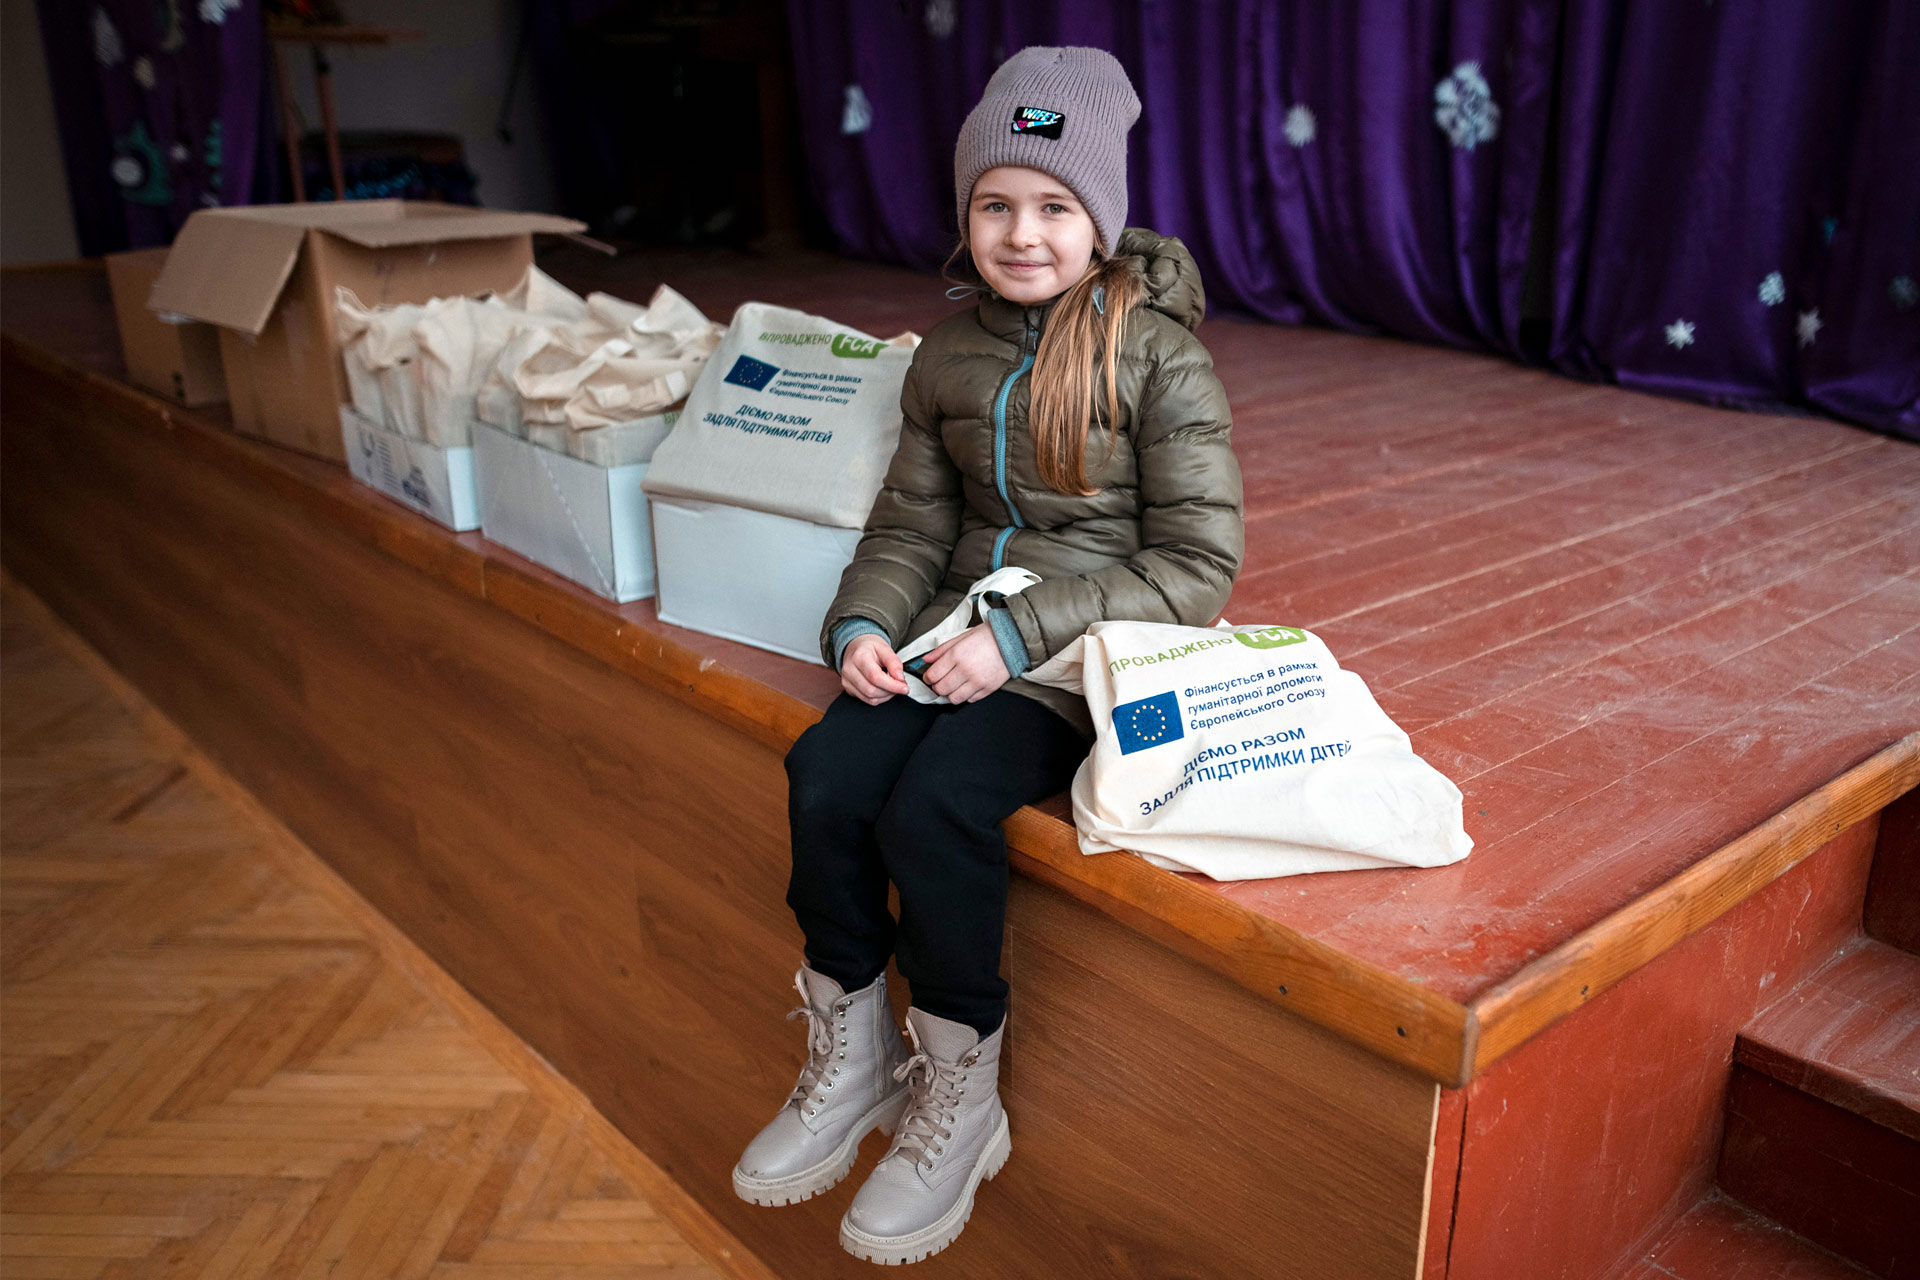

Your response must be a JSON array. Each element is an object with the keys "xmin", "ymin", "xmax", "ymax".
[
  {"xmin": 732, "ymin": 1089, "xmax": 911, "ymax": 1207},
  {"xmin": 838, "ymin": 1110, "xmax": 1011, "ymax": 1265}
]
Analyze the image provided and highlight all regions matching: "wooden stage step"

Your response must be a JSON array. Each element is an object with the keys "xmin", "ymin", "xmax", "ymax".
[
  {"xmin": 1737, "ymin": 938, "xmax": 1920, "ymax": 1142},
  {"xmin": 1717, "ymin": 937, "xmax": 1920, "ymax": 1278},
  {"xmin": 1609, "ymin": 1193, "xmax": 1878, "ymax": 1280}
]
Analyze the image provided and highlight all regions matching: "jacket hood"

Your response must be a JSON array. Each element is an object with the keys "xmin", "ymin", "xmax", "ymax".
[{"xmin": 1112, "ymin": 227, "xmax": 1206, "ymax": 332}]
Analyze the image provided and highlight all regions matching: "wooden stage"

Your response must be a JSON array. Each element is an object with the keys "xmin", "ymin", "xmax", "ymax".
[{"xmin": 4, "ymin": 253, "xmax": 1916, "ymax": 1279}]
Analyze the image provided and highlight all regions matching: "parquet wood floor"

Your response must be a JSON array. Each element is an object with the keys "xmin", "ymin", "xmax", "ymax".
[{"xmin": 0, "ymin": 583, "xmax": 765, "ymax": 1279}]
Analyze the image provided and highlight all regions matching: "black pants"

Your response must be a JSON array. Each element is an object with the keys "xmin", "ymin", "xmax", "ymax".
[{"xmin": 784, "ymin": 690, "xmax": 1089, "ymax": 1036}]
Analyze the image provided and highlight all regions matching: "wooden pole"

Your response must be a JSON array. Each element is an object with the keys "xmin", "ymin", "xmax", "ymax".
[
  {"xmin": 311, "ymin": 44, "xmax": 346, "ymax": 201},
  {"xmin": 272, "ymin": 41, "xmax": 305, "ymax": 201}
]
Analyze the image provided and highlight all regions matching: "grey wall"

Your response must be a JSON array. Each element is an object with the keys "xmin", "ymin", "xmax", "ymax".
[
  {"xmin": 2, "ymin": 0, "xmax": 81, "ymax": 265},
  {"xmin": 281, "ymin": 0, "xmax": 556, "ymax": 214}
]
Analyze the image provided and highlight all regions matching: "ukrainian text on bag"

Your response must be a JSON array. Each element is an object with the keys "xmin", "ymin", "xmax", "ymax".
[
  {"xmin": 1028, "ymin": 618, "xmax": 1474, "ymax": 881},
  {"xmin": 642, "ymin": 302, "xmax": 918, "ymax": 529}
]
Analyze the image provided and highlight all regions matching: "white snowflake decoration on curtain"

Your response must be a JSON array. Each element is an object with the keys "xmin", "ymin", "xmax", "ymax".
[
  {"xmin": 1796, "ymin": 309, "xmax": 1822, "ymax": 348},
  {"xmin": 199, "ymin": 0, "xmax": 242, "ymax": 24},
  {"xmin": 92, "ymin": 9, "xmax": 124, "ymax": 66},
  {"xmin": 133, "ymin": 57, "xmax": 156, "ymax": 89},
  {"xmin": 1665, "ymin": 319, "xmax": 1695, "ymax": 349},
  {"xmin": 1434, "ymin": 62, "xmax": 1500, "ymax": 150},
  {"xmin": 925, "ymin": 0, "xmax": 956, "ymax": 39},
  {"xmin": 1758, "ymin": 272, "xmax": 1785, "ymax": 307},
  {"xmin": 1284, "ymin": 105, "xmax": 1316, "ymax": 147},
  {"xmin": 1891, "ymin": 276, "xmax": 1918, "ymax": 312},
  {"xmin": 841, "ymin": 85, "xmax": 873, "ymax": 136},
  {"xmin": 169, "ymin": 142, "xmax": 190, "ymax": 161}
]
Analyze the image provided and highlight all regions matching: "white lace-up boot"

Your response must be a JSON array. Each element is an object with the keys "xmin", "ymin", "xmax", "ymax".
[
  {"xmin": 839, "ymin": 1008, "xmax": 1009, "ymax": 1265},
  {"xmin": 733, "ymin": 965, "xmax": 911, "ymax": 1206}
]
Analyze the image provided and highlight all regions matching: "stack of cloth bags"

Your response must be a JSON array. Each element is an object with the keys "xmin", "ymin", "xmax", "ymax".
[{"xmin": 334, "ymin": 266, "xmax": 724, "ymax": 466}]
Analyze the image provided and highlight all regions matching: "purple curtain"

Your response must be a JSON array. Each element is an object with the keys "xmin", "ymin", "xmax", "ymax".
[
  {"xmin": 785, "ymin": 2, "xmax": 1556, "ymax": 352},
  {"xmin": 1544, "ymin": 1, "xmax": 1920, "ymax": 435},
  {"xmin": 1126, "ymin": 2, "xmax": 1561, "ymax": 352},
  {"xmin": 784, "ymin": 1, "xmax": 1920, "ymax": 437},
  {"xmin": 35, "ymin": 0, "xmax": 272, "ymax": 256}
]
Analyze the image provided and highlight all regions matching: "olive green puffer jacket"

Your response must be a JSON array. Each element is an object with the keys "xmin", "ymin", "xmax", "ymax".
[{"xmin": 819, "ymin": 228, "xmax": 1245, "ymax": 737}]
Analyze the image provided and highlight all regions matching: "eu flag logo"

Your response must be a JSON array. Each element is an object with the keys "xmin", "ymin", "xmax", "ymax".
[
  {"xmin": 724, "ymin": 355, "xmax": 780, "ymax": 390},
  {"xmin": 1113, "ymin": 691, "xmax": 1183, "ymax": 755}
]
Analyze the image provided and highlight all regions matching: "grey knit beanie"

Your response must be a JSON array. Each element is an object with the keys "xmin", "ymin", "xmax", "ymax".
[{"xmin": 953, "ymin": 46, "xmax": 1141, "ymax": 258}]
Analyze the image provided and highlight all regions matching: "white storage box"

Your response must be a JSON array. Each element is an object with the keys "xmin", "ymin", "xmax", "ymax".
[
  {"xmin": 649, "ymin": 496, "xmax": 862, "ymax": 664},
  {"xmin": 340, "ymin": 407, "xmax": 478, "ymax": 532},
  {"xmin": 472, "ymin": 420, "xmax": 657, "ymax": 603}
]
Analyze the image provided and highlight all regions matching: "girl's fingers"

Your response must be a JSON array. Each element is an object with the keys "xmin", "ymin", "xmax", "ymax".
[
  {"xmin": 934, "ymin": 672, "xmax": 974, "ymax": 702},
  {"xmin": 844, "ymin": 664, "xmax": 885, "ymax": 705}
]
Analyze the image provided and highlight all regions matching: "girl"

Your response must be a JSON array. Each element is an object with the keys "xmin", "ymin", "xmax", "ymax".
[{"xmin": 733, "ymin": 46, "xmax": 1244, "ymax": 1265}]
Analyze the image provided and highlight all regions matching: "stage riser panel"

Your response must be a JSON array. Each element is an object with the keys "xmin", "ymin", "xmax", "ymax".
[
  {"xmin": 3, "ymin": 346, "xmax": 1440, "ymax": 1277},
  {"xmin": 1437, "ymin": 817, "xmax": 1878, "ymax": 1280},
  {"xmin": 1718, "ymin": 1064, "xmax": 1920, "ymax": 1279},
  {"xmin": 1865, "ymin": 786, "xmax": 1920, "ymax": 953}
]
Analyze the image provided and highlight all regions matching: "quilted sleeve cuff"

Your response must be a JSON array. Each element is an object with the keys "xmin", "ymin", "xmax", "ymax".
[
  {"xmin": 984, "ymin": 605, "xmax": 1031, "ymax": 680},
  {"xmin": 830, "ymin": 618, "xmax": 889, "ymax": 671}
]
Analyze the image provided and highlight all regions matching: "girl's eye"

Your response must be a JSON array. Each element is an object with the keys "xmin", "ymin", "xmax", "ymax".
[
  {"xmin": 983, "ymin": 201, "xmax": 1008, "ymax": 214},
  {"xmin": 1045, "ymin": 203, "xmax": 1067, "ymax": 215}
]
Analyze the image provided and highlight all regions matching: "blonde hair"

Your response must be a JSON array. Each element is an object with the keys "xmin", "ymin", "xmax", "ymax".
[{"xmin": 944, "ymin": 246, "xmax": 1143, "ymax": 496}]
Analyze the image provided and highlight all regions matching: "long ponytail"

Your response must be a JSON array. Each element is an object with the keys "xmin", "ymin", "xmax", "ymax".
[
  {"xmin": 942, "ymin": 244, "xmax": 1143, "ymax": 497},
  {"xmin": 1028, "ymin": 255, "xmax": 1141, "ymax": 496}
]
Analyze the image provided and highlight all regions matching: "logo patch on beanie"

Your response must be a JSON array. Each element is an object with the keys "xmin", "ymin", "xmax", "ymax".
[{"xmin": 1010, "ymin": 106, "xmax": 1065, "ymax": 139}]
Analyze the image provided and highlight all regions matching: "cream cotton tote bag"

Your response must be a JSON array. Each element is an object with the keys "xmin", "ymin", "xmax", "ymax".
[
  {"xmin": 642, "ymin": 302, "xmax": 918, "ymax": 529},
  {"xmin": 1027, "ymin": 619, "xmax": 1473, "ymax": 880}
]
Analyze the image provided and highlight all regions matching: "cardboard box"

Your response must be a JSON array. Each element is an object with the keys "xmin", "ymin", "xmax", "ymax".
[
  {"xmin": 105, "ymin": 248, "xmax": 226, "ymax": 407},
  {"xmin": 340, "ymin": 407, "xmax": 478, "ymax": 532},
  {"xmin": 473, "ymin": 420, "xmax": 658, "ymax": 604},
  {"xmin": 148, "ymin": 201, "xmax": 585, "ymax": 465},
  {"xmin": 649, "ymin": 496, "xmax": 862, "ymax": 665}
]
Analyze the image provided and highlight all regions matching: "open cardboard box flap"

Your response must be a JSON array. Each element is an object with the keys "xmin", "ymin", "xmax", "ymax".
[{"xmin": 147, "ymin": 200, "xmax": 587, "ymax": 336}]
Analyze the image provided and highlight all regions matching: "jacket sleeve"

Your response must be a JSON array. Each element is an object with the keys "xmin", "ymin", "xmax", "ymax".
[
  {"xmin": 816, "ymin": 351, "xmax": 964, "ymax": 664},
  {"xmin": 1000, "ymin": 338, "xmax": 1244, "ymax": 666}
]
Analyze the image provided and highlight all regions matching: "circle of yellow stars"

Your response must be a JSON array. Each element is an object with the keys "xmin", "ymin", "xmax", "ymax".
[{"xmin": 1128, "ymin": 702, "xmax": 1170, "ymax": 744}]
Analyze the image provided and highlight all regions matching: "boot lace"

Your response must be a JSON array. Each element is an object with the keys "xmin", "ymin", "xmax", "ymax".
[
  {"xmin": 886, "ymin": 1023, "xmax": 975, "ymax": 1169},
  {"xmin": 784, "ymin": 974, "xmax": 849, "ymax": 1116}
]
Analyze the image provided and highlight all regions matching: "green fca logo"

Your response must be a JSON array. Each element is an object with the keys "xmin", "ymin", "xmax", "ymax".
[
  {"xmin": 1234, "ymin": 626, "xmax": 1309, "ymax": 650},
  {"xmin": 830, "ymin": 334, "xmax": 884, "ymax": 359}
]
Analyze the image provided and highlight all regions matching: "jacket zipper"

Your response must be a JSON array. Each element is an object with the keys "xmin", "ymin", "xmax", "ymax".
[{"xmin": 990, "ymin": 318, "xmax": 1038, "ymax": 571}]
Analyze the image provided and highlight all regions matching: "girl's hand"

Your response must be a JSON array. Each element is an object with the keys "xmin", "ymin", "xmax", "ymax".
[
  {"xmin": 842, "ymin": 633, "xmax": 910, "ymax": 705},
  {"xmin": 922, "ymin": 624, "xmax": 1010, "ymax": 704}
]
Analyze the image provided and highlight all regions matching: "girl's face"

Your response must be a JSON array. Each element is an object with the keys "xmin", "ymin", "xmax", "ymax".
[{"xmin": 967, "ymin": 165, "xmax": 1098, "ymax": 304}]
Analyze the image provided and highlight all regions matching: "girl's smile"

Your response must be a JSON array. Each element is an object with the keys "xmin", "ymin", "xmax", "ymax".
[{"xmin": 968, "ymin": 165, "xmax": 1099, "ymax": 304}]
